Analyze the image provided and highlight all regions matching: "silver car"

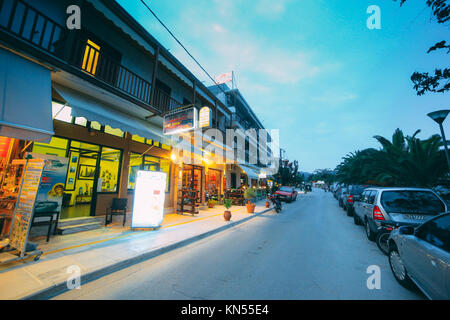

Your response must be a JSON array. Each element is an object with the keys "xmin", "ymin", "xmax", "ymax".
[
  {"xmin": 388, "ymin": 212, "xmax": 450, "ymax": 299},
  {"xmin": 353, "ymin": 187, "xmax": 448, "ymax": 241}
]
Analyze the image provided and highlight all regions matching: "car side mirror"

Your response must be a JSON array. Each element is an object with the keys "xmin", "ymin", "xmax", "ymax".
[{"xmin": 399, "ymin": 226, "xmax": 415, "ymax": 235}]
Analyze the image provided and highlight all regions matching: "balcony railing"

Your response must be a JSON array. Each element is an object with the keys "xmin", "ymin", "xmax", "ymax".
[
  {"xmin": 152, "ymin": 87, "xmax": 183, "ymax": 114},
  {"xmin": 0, "ymin": 0, "xmax": 67, "ymax": 56},
  {"xmin": 0, "ymin": 0, "xmax": 183, "ymax": 115}
]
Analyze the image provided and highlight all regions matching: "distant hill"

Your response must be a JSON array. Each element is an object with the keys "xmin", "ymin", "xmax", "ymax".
[{"xmin": 299, "ymin": 171, "xmax": 311, "ymax": 179}]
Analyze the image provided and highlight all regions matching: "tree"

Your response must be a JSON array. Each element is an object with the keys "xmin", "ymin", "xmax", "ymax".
[
  {"xmin": 334, "ymin": 128, "xmax": 448, "ymax": 187},
  {"xmin": 273, "ymin": 159, "xmax": 300, "ymax": 186},
  {"xmin": 395, "ymin": 0, "xmax": 450, "ymax": 95}
]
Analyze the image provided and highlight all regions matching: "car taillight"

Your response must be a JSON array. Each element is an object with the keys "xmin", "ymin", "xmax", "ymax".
[
  {"xmin": 373, "ymin": 205, "xmax": 384, "ymax": 220},
  {"xmin": 347, "ymin": 195, "xmax": 353, "ymax": 203}
]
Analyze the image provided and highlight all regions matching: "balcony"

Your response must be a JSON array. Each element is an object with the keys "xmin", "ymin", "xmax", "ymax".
[{"xmin": 0, "ymin": 0, "xmax": 183, "ymax": 115}]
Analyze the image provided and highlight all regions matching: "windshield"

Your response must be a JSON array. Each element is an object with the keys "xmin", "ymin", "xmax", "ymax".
[
  {"xmin": 380, "ymin": 190, "xmax": 445, "ymax": 215},
  {"xmin": 280, "ymin": 187, "xmax": 293, "ymax": 192}
]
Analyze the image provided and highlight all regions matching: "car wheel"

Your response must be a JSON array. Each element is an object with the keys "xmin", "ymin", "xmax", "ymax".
[
  {"xmin": 353, "ymin": 212, "xmax": 361, "ymax": 225},
  {"xmin": 365, "ymin": 219, "xmax": 376, "ymax": 241},
  {"xmin": 388, "ymin": 247, "xmax": 414, "ymax": 289}
]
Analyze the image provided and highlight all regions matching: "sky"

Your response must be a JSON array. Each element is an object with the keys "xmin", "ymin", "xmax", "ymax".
[{"xmin": 116, "ymin": 0, "xmax": 449, "ymax": 172}]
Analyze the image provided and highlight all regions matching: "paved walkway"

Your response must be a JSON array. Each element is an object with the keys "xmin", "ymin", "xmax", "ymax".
[{"xmin": 0, "ymin": 199, "xmax": 273, "ymax": 299}]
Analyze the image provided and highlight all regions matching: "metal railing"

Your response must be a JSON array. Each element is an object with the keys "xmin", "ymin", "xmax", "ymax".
[
  {"xmin": 153, "ymin": 87, "xmax": 183, "ymax": 114},
  {"xmin": 0, "ymin": 0, "xmax": 67, "ymax": 56}
]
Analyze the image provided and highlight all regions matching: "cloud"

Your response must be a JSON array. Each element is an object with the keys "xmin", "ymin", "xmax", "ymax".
[
  {"xmin": 174, "ymin": 16, "xmax": 329, "ymax": 85},
  {"xmin": 254, "ymin": 0, "xmax": 293, "ymax": 18}
]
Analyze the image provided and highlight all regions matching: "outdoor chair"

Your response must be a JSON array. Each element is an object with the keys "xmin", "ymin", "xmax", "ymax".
[
  {"xmin": 105, "ymin": 198, "xmax": 128, "ymax": 227},
  {"xmin": 30, "ymin": 211, "xmax": 60, "ymax": 242}
]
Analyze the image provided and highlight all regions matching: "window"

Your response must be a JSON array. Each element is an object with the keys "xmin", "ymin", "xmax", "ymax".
[
  {"xmin": 32, "ymin": 137, "xmax": 69, "ymax": 157},
  {"xmin": 90, "ymin": 121, "xmax": 101, "ymax": 131},
  {"xmin": 98, "ymin": 147, "xmax": 121, "ymax": 192},
  {"xmin": 127, "ymin": 154, "xmax": 170, "ymax": 192},
  {"xmin": 380, "ymin": 191, "xmax": 445, "ymax": 215},
  {"xmin": 74, "ymin": 117, "xmax": 87, "ymax": 127},
  {"xmin": 104, "ymin": 125, "xmax": 124, "ymax": 137},
  {"xmin": 416, "ymin": 214, "xmax": 450, "ymax": 252},
  {"xmin": 132, "ymin": 135, "xmax": 146, "ymax": 143},
  {"xmin": 82, "ymin": 39, "xmax": 101, "ymax": 75},
  {"xmin": 52, "ymin": 102, "xmax": 73, "ymax": 123},
  {"xmin": 367, "ymin": 191, "xmax": 376, "ymax": 204}
]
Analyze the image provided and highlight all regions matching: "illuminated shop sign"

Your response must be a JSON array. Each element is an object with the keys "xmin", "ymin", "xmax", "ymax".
[
  {"xmin": 163, "ymin": 107, "xmax": 197, "ymax": 135},
  {"xmin": 131, "ymin": 170, "xmax": 167, "ymax": 228}
]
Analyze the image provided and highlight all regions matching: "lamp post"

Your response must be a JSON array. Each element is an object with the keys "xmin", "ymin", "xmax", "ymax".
[{"xmin": 427, "ymin": 109, "xmax": 450, "ymax": 170}]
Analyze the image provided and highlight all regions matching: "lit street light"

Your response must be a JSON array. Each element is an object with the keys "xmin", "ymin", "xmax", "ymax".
[{"xmin": 427, "ymin": 109, "xmax": 450, "ymax": 170}]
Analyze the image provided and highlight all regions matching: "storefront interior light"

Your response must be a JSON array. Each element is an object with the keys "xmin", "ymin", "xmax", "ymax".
[{"xmin": 170, "ymin": 153, "xmax": 177, "ymax": 162}]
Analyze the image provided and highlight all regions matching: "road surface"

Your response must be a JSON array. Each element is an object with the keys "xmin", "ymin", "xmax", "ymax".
[{"xmin": 54, "ymin": 189, "xmax": 424, "ymax": 299}]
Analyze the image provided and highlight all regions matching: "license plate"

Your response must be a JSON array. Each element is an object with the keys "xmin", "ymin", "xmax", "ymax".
[{"xmin": 403, "ymin": 214, "xmax": 426, "ymax": 220}]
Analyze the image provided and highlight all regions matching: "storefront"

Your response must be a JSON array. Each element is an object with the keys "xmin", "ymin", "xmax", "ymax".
[
  {"xmin": 181, "ymin": 165, "xmax": 203, "ymax": 204},
  {"xmin": 205, "ymin": 168, "xmax": 222, "ymax": 201}
]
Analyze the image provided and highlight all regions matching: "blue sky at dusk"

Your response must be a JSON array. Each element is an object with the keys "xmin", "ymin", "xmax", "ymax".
[{"xmin": 117, "ymin": 0, "xmax": 449, "ymax": 172}]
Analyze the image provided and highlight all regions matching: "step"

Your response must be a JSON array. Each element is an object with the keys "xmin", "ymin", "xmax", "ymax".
[
  {"xmin": 56, "ymin": 222, "xmax": 102, "ymax": 235},
  {"xmin": 57, "ymin": 216, "xmax": 104, "ymax": 228}
]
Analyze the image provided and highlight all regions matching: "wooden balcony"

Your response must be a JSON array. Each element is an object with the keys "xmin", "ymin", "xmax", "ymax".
[{"xmin": 0, "ymin": 0, "xmax": 183, "ymax": 115}]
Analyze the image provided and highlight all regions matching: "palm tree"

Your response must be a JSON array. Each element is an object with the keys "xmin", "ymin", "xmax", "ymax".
[{"xmin": 335, "ymin": 128, "xmax": 448, "ymax": 187}]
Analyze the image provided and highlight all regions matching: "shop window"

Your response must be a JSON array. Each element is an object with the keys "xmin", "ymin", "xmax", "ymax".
[
  {"xmin": 82, "ymin": 39, "xmax": 101, "ymax": 75},
  {"xmin": 104, "ymin": 125, "xmax": 124, "ymax": 137},
  {"xmin": 128, "ymin": 152, "xmax": 143, "ymax": 190},
  {"xmin": 70, "ymin": 140, "xmax": 100, "ymax": 152},
  {"xmin": 153, "ymin": 141, "xmax": 160, "ymax": 148},
  {"xmin": 145, "ymin": 139, "xmax": 153, "ymax": 145},
  {"xmin": 32, "ymin": 137, "xmax": 69, "ymax": 157},
  {"xmin": 52, "ymin": 102, "xmax": 72, "ymax": 123},
  {"xmin": 90, "ymin": 121, "xmax": 101, "ymax": 131},
  {"xmin": 74, "ymin": 117, "xmax": 87, "ymax": 127},
  {"xmin": 127, "ymin": 153, "xmax": 170, "ymax": 192},
  {"xmin": 132, "ymin": 135, "xmax": 146, "ymax": 143},
  {"xmin": 99, "ymin": 147, "xmax": 121, "ymax": 193}
]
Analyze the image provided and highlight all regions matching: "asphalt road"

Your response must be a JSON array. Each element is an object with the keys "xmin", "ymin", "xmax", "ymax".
[{"xmin": 54, "ymin": 189, "xmax": 424, "ymax": 300}]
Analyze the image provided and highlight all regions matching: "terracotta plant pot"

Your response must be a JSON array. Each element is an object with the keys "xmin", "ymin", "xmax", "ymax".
[
  {"xmin": 208, "ymin": 203, "xmax": 214, "ymax": 208},
  {"xmin": 224, "ymin": 210, "xmax": 231, "ymax": 221},
  {"xmin": 246, "ymin": 201, "xmax": 256, "ymax": 213},
  {"xmin": 265, "ymin": 201, "xmax": 270, "ymax": 208}
]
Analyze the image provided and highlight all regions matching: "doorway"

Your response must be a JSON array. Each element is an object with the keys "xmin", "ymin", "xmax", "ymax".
[{"xmin": 182, "ymin": 165, "xmax": 203, "ymax": 204}]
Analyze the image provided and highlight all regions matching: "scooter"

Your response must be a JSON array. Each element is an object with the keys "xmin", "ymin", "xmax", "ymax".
[{"xmin": 267, "ymin": 194, "xmax": 282, "ymax": 213}]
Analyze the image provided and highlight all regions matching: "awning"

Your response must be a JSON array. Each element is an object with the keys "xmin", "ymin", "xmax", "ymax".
[
  {"xmin": 52, "ymin": 84, "xmax": 172, "ymax": 145},
  {"xmin": 238, "ymin": 164, "xmax": 261, "ymax": 180},
  {"xmin": 0, "ymin": 48, "xmax": 54, "ymax": 142}
]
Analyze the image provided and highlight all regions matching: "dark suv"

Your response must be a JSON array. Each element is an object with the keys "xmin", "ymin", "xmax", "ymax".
[{"xmin": 343, "ymin": 185, "xmax": 370, "ymax": 217}]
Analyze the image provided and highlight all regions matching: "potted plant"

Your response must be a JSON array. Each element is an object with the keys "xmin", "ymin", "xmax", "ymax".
[
  {"xmin": 207, "ymin": 198, "xmax": 217, "ymax": 208},
  {"xmin": 223, "ymin": 199, "xmax": 232, "ymax": 221},
  {"xmin": 244, "ymin": 188, "xmax": 257, "ymax": 213}
]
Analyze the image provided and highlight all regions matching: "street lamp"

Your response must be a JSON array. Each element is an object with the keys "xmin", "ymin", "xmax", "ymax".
[{"xmin": 427, "ymin": 109, "xmax": 450, "ymax": 170}]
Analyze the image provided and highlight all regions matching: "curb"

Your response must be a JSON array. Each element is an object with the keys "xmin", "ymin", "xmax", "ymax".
[{"xmin": 24, "ymin": 207, "xmax": 274, "ymax": 300}]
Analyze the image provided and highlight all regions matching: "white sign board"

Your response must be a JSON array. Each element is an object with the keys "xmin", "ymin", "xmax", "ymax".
[{"xmin": 131, "ymin": 171, "xmax": 167, "ymax": 228}]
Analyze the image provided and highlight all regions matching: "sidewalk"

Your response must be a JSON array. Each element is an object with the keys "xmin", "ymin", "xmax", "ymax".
[{"xmin": 0, "ymin": 199, "xmax": 274, "ymax": 300}]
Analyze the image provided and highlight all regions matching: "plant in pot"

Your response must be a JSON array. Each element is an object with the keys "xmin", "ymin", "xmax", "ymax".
[
  {"xmin": 223, "ymin": 199, "xmax": 232, "ymax": 221},
  {"xmin": 207, "ymin": 198, "xmax": 217, "ymax": 208},
  {"xmin": 244, "ymin": 188, "xmax": 257, "ymax": 213}
]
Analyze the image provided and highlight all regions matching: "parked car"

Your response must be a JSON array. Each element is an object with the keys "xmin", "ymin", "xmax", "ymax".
[
  {"xmin": 433, "ymin": 185, "xmax": 450, "ymax": 207},
  {"xmin": 333, "ymin": 184, "xmax": 342, "ymax": 199},
  {"xmin": 338, "ymin": 187, "xmax": 348, "ymax": 208},
  {"xmin": 343, "ymin": 185, "xmax": 370, "ymax": 216},
  {"xmin": 353, "ymin": 187, "xmax": 448, "ymax": 241},
  {"xmin": 274, "ymin": 186, "xmax": 298, "ymax": 202},
  {"xmin": 388, "ymin": 212, "xmax": 450, "ymax": 299}
]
